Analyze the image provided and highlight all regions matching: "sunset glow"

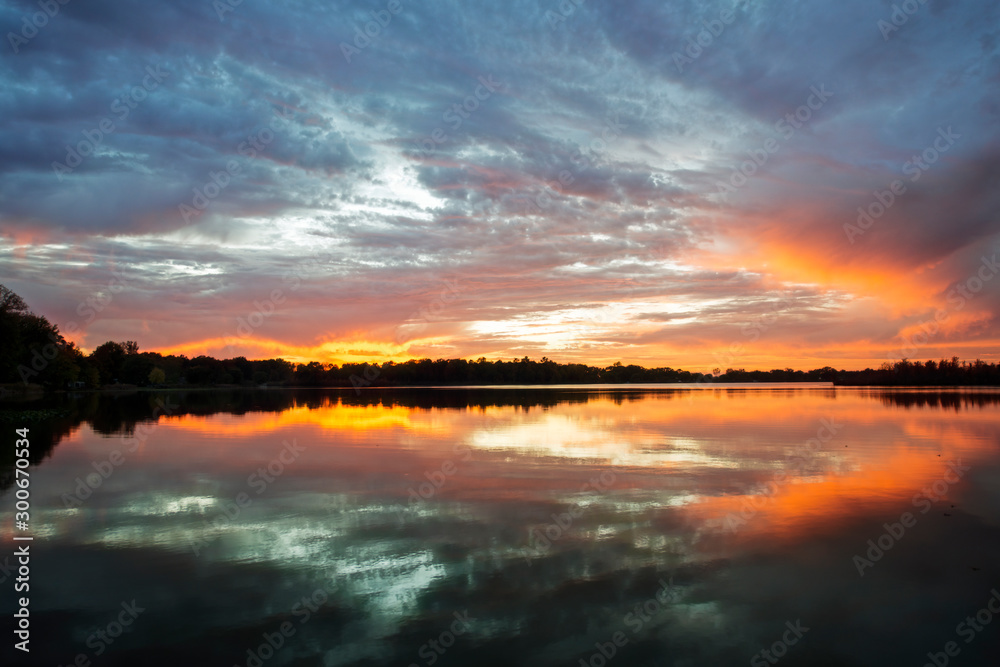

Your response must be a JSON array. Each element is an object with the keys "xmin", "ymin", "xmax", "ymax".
[{"xmin": 2, "ymin": 1, "xmax": 998, "ymax": 370}]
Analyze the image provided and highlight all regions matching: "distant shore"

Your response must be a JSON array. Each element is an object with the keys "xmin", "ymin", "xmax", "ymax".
[{"xmin": 8, "ymin": 378, "xmax": 1000, "ymax": 404}]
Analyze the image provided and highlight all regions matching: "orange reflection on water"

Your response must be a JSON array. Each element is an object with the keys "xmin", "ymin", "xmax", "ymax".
[
  {"xmin": 51, "ymin": 389, "xmax": 1000, "ymax": 550},
  {"xmin": 684, "ymin": 419, "xmax": 995, "ymax": 542},
  {"xmin": 162, "ymin": 401, "xmax": 443, "ymax": 439}
]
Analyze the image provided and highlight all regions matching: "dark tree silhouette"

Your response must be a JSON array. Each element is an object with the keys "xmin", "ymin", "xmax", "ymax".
[{"xmin": 0, "ymin": 284, "xmax": 83, "ymax": 387}]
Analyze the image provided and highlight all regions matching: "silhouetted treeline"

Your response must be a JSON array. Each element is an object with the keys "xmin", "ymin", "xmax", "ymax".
[
  {"xmin": 877, "ymin": 390, "xmax": 1000, "ymax": 411},
  {"xmin": 124, "ymin": 355, "xmax": 999, "ymax": 388},
  {"xmin": 3, "ymin": 285, "xmax": 1000, "ymax": 390},
  {"xmin": 256, "ymin": 357, "xmax": 1000, "ymax": 388},
  {"xmin": 296, "ymin": 357, "xmax": 709, "ymax": 387},
  {"xmin": 842, "ymin": 357, "xmax": 1000, "ymax": 386},
  {"xmin": 711, "ymin": 358, "xmax": 1000, "ymax": 385}
]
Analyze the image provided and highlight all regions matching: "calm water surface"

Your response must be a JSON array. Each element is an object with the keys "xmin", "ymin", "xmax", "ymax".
[{"xmin": 3, "ymin": 386, "xmax": 1000, "ymax": 666}]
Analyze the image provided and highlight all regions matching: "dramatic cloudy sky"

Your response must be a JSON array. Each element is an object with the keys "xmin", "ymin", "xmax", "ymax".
[{"xmin": 1, "ymin": 0, "xmax": 998, "ymax": 370}]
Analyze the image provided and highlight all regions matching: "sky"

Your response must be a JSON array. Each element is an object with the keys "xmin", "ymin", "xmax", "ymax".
[{"xmin": 1, "ymin": 0, "xmax": 998, "ymax": 371}]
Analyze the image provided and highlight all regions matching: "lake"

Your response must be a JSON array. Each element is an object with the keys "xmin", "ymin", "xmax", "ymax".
[{"xmin": 3, "ymin": 386, "xmax": 1000, "ymax": 666}]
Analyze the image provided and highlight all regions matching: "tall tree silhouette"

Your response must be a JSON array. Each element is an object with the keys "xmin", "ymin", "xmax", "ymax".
[{"xmin": 0, "ymin": 284, "xmax": 82, "ymax": 386}]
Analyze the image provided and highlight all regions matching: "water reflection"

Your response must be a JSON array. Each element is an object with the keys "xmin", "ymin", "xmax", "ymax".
[{"xmin": 2, "ymin": 387, "xmax": 1000, "ymax": 666}]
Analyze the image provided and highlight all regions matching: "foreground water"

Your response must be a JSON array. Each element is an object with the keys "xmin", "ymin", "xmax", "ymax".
[{"xmin": 2, "ymin": 386, "xmax": 1000, "ymax": 666}]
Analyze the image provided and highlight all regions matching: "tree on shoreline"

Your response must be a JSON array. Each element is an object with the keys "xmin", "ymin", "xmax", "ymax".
[{"xmin": 0, "ymin": 284, "xmax": 83, "ymax": 387}]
